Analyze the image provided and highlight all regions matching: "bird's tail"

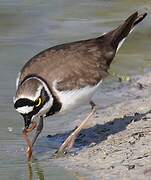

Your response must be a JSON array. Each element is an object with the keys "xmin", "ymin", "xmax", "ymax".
[
  {"xmin": 110, "ymin": 11, "xmax": 147, "ymax": 51},
  {"xmin": 100, "ymin": 11, "xmax": 147, "ymax": 67}
]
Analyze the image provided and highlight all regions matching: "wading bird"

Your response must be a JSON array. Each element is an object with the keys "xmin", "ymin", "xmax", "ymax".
[{"xmin": 14, "ymin": 11, "xmax": 147, "ymax": 160}]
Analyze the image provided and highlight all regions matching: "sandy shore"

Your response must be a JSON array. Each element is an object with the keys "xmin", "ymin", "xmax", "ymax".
[{"xmin": 53, "ymin": 72, "xmax": 151, "ymax": 180}]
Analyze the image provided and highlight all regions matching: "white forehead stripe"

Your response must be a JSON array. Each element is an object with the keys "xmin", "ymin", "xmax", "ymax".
[
  {"xmin": 16, "ymin": 72, "xmax": 21, "ymax": 90},
  {"xmin": 16, "ymin": 106, "xmax": 34, "ymax": 114}
]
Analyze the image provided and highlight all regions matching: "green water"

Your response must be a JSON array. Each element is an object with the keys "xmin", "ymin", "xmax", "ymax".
[{"xmin": 0, "ymin": 0, "xmax": 150, "ymax": 179}]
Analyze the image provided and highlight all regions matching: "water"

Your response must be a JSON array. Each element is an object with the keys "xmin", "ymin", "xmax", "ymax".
[{"xmin": 0, "ymin": 0, "xmax": 150, "ymax": 179}]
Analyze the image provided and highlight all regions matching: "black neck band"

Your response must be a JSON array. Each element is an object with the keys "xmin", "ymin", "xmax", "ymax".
[{"xmin": 21, "ymin": 74, "xmax": 62, "ymax": 116}]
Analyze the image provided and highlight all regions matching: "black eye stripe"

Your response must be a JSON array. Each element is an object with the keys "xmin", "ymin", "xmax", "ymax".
[
  {"xmin": 14, "ymin": 98, "xmax": 34, "ymax": 109},
  {"xmin": 14, "ymin": 87, "xmax": 50, "ymax": 117}
]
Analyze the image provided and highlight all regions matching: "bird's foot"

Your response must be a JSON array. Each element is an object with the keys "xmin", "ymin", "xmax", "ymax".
[{"xmin": 56, "ymin": 132, "xmax": 77, "ymax": 156}]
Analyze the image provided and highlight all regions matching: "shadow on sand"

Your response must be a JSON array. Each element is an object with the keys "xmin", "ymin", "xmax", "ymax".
[{"xmin": 34, "ymin": 109, "xmax": 151, "ymax": 156}]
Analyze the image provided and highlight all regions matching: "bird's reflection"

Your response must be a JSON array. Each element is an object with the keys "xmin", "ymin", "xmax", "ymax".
[
  {"xmin": 28, "ymin": 161, "xmax": 45, "ymax": 180},
  {"xmin": 27, "ymin": 157, "xmax": 86, "ymax": 180}
]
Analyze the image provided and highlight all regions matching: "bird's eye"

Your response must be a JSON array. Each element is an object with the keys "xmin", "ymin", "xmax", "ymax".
[{"xmin": 35, "ymin": 98, "xmax": 42, "ymax": 107}]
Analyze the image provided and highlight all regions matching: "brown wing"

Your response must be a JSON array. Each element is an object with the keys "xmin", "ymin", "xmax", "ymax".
[
  {"xmin": 18, "ymin": 11, "xmax": 147, "ymax": 91},
  {"xmin": 18, "ymin": 38, "xmax": 112, "ymax": 91}
]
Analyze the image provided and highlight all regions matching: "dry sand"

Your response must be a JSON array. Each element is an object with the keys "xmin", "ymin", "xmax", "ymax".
[{"xmin": 53, "ymin": 72, "xmax": 151, "ymax": 180}]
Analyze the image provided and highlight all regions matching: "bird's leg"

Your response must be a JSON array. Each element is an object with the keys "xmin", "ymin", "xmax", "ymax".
[
  {"xmin": 27, "ymin": 116, "xmax": 43, "ymax": 161},
  {"xmin": 57, "ymin": 101, "xmax": 96, "ymax": 154},
  {"xmin": 31, "ymin": 116, "xmax": 43, "ymax": 147},
  {"xmin": 22, "ymin": 129, "xmax": 33, "ymax": 160},
  {"xmin": 22, "ymin": 121, "xmax": 37, "ymax": 159}
]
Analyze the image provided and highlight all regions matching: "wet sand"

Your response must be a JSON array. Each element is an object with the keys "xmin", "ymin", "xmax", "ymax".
[{"xmin": 53, "ymin": 72, "xmax": 151, "ymax": 180}]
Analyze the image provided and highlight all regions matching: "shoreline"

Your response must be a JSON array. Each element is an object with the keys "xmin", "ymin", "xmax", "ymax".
[{"xmin": 54, "ymin": 72, "xmax": 151, "ymax": 179}]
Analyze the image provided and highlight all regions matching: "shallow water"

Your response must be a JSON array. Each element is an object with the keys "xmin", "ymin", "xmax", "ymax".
[{"xmin": 0, "ymin": 0, "xmax": 150, "ymax": 179}]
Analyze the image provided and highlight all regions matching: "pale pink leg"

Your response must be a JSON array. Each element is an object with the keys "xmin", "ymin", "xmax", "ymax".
[{"xmin": 57, "ymin": 101, "xmax": 96, "ymax": 154}]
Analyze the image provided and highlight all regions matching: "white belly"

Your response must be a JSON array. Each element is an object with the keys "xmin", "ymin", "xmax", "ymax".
[{"xmin": 54, "ymin": 80, "xmax": 102, "ymax": 113}]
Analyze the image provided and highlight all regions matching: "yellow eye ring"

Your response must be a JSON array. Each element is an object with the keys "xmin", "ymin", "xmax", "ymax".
[{"xmin": 35, "ymin": 98, "xmax": 42, "ymax": 107}]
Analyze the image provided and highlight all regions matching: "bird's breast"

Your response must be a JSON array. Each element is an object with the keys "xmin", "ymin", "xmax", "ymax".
[{"xmin": 54, "ymin": 80, "xmax": 102, "ymax": 113}]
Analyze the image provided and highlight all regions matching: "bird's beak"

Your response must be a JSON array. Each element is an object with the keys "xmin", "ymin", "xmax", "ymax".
[{"xmin": 23, "ymin": 115, "xmax": 31, "ymax": 129}]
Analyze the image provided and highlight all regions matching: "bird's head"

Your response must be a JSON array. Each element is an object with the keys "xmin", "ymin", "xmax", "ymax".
[{"xmin": 14, "ymin": 77, "xmax": 53, "ymax": 129}]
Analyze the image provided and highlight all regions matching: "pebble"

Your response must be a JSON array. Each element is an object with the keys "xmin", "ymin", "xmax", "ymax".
[
  {"xmin": 137, "ymin": 82, "xmax": 144, "ymax": 90},
  {"xmin": 8, "ymin": 127, "xmax": 13, "ymax": 132}
]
